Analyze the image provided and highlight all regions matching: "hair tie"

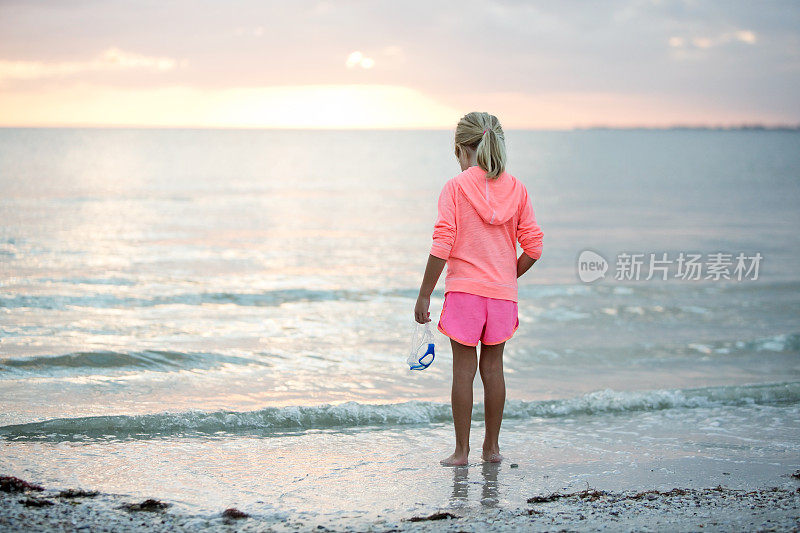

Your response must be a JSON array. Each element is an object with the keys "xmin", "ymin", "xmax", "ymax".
[{"xmin": 482, "ymin": 129, "xmax": 487, "ymax": 134}]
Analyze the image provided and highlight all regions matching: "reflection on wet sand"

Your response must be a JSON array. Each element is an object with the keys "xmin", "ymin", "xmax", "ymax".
[
  {"xmin": 448, "ymin": 462, "xmax": 501, "ymax": 508},
  {"xmin": 481, "ymin": 462, "xmax": 499, "ymax": 507}
]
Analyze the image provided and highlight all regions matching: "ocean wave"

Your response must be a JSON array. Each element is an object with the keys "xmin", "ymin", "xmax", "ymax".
[
  {"xmin": 0, "ymin": 288, "xmax": 420, "ymax": 310},
  {"xmin": 5, "ymin": 280, "xmax": 796, "ymax": 311},
  {"xmin": 3, "ymin": 332, "xmax": 796, "ymax": 379},
  {"xmin": 2, "ymin": 380, "xmax": 797, "ymax": 441},
  {"xmin": 38, "ymin": 276, "xmax": 137, "ymax": 286},
  {"xmin": 509, "ymin": 332, "xmax": 800, "ymax": 364},
  {"xmin": 0, "ymin": 350, "xmax": 271, "ymax": 375},
  {"xmin": 686, "ymin": 332, "xmax": 800, "ymax": 356},
  {"xmin": 0, "ymin": 282, "xmax": 656, "ymax": 311}
]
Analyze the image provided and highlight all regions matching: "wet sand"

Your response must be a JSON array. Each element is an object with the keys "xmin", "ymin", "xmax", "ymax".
[{"xmin": 2, "ymin": 471, "xmax": 798, "ymax": 532}]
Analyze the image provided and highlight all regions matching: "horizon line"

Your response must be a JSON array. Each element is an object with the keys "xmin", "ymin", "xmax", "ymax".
[{"xmin": 1, "ymin": 122, "xmax": 799, "ymax": 132}]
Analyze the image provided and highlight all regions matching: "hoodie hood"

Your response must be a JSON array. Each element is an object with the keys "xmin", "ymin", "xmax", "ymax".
[{"xmin": 455, "ymin": 165, "xmax": 522, "ymax": 225}]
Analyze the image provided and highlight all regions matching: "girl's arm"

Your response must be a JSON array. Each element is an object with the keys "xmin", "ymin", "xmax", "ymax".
[
  {"xmin": 516, "ymin": 186, "xmax": 543, "ymax": 264},
  {"xmin": 429, "ymin": 180, "xmax": 457, "ymax": 260},
  {"xmin": 517, "ymin": 252, "xmax": 537, "ymax": 278},
  {"xmin": 416, "ymin": 180, "xmax": 455, "ymax": 324},
  {"xmin": 415, "ymin": 254, "xmax": 446, "ymax": 323}
]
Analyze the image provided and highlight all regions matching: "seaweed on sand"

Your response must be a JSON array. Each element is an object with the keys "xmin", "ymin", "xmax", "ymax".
[
  {"xmin": 408, "ymin": 511, "xmax": 457, "ymax": 522},
  {"xmin": 0, "ymin": 475, "xmax": 44, "ymax": 493},
  {"xmin": 120, "ymin": 498, "xmax": 171, "ymax": 512}
]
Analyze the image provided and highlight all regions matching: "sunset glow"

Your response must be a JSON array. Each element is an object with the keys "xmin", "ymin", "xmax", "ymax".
[
  {"xmin": 0, "ymin": 83, "xmax": 462, "ymax": 129},
  {"xmin": 0, "ymin": 1, "xmax": 797, "ymax": 129}
]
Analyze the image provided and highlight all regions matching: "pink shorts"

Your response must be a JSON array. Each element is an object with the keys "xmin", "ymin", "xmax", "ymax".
[{"xmin": 437, "ymin": 291, "xmax": 519, "ymax": 347}]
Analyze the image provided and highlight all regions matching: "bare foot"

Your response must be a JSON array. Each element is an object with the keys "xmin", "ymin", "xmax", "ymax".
[
  {"xmin": 440, "ymin": 452, "xmax": 469, "ymax": 466},
  {"xmin": 482, "ymin": 450, "xmax": 504, "ymax": 463}
]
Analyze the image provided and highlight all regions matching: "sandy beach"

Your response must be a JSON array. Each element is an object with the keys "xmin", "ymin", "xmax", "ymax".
[{"xmin": 2, "ymin": 465, "xmax": 799, "ymax": 532}]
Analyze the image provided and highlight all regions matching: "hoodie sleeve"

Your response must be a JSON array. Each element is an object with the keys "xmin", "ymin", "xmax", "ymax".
[
  {"xmin": 430, "ymin": 179, "xmax": 456, "ymax": 260},
  {"xmin": 517, "ymin": 185, "xmax": 543, "ymax": 260}
]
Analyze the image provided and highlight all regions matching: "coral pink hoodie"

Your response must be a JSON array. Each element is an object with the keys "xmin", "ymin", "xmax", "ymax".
[{"xmin": 429, "ymin": 165, "xmax": 543, "ymax": 302}]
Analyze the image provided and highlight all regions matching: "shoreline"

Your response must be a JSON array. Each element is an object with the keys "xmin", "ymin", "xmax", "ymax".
[{"xmin": 2, "ymin": 474, "xmax": 799, "ymax": 532}]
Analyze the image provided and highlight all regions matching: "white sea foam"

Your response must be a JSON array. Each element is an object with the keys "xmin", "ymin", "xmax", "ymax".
[
  {"xmin": 686, "ymin": 333, "xmax": 800, "ymax": 356},
  {"xmin": 2, "ymin": 380, "xmax": 797, "ymax": 440}
]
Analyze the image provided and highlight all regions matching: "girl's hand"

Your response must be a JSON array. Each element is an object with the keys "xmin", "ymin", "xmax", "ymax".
[
  {"xmin": 414, "ymin": 295, "xmax": 431, "ymax": 324},
  {"xmin": 415, "ymin": 254, "xmax": 445, "ymax": 323}
]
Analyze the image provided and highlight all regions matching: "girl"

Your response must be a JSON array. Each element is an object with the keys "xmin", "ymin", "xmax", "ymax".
[{"xmin": 414, "ymin": 111, "xmax": 544, "ymax": 466}]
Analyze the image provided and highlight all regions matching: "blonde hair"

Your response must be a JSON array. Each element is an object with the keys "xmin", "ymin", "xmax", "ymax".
[{"xmin": 454, "ymin": 111, "xmax": 507, "ymax": 179}]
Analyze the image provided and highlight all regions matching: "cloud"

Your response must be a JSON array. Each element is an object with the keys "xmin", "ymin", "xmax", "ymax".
[
  {"xmin": 345, "ymin": 51, "xmax": 375, "ymax": 69},
  {"xmin": 0, "ymin": 47, "xmax": 180, "ymax": 83},
  {"xmin": 669, "ymin": 29, "xmax": 758, "ymax": 50},
  {"xmin": 0, "ymin": 1, "xmax": 795, "ymax": 127},
  {"xmin": 734, "ymin": 30, "xmax": 757, "ymax": 44},
  {"xmin": 668, "ymin": 36, "xmax": 685, "ymax": 48}
]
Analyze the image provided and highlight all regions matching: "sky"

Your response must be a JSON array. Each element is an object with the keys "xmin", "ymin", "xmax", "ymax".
[{"xmin": 0, "ymin": 0, "xmax": 798, "ymax": 129}]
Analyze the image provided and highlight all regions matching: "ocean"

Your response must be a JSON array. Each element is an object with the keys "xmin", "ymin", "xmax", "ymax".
[{"xmin": 1, "ymin": 127, "xmax": 799, "ymax": 528}]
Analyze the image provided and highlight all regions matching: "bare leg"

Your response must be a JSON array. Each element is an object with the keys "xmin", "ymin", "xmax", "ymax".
[
  {"xmin": 479, "ymin": 341, "xmax": 506, "ymax": 462},
  {"xmin": 440, "ymin": 338, "xmax": 477, "ymax": 466}
]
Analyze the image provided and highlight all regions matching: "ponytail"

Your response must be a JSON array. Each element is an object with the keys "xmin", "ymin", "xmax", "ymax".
[{"xmin": 454, "ymin": 111, "xmax": 507, "ymax": 179}]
